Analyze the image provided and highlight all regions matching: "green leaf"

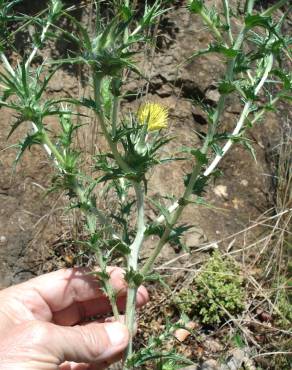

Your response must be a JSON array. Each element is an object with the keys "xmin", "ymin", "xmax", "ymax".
[
  {"xmin": 211, "ymin": 142, "xmax": 224, "ymax": 156},
  {"xmin": 120, "ymin": 5, "xmax": 132, "ymax": 21},
  {"xmin": 272, "ymin": 69, "xmax": 291, "ymax": 91},
  {"xmin": 245, "ymin": 14, "xmax": 272, "ymax": 30},
  {"xmin": 187, "ymin": 43, "xmax": 238, "ymax": 63},
  {"xmin": 191, "ymin": 149, "xmax": 208, "ymax": 165},
  {"xmin": 169, "ymin": 224, "xmax": 193, "ymax": 250},
  {"xmin": 15, "ymin": 131, "xmax": 44, "ymax": 164},
  {"xmin": 212, "ymin": 44, "xmax": 238, "ymax": 58},
  {"xmin": 145, "ymin": 223, "xmax": 165, "ymax": 238},
  {"xmin": 147, "ymin": 197, "xmax": 171, "ymax": 225},
  {"xmin": 107, "ymin": 238, "xmax": 131, "ymax": 255},
  {"xmin": 64, "ymin": 12, "xmax": 92, "ymax": 51},
  {"xmin": 144, "ymin": 273, "xmax": 171, "ymax": 291},
  {"xmin": 125, "ymin": 268, "xmax": 144, "ymax": 287},
  {"xmin": 184, "ymin": 173, "xmax": 208, "ymax": 196},
  {"xmin": 242, "ymin": 139, "xmax": 257, "ymax": 162},
  {"xmin": 187, "ymin": 0, "xmax": 203, "ymax": 13},
  {"xmin": 218, "ymin": 80, "xmax": 236, "ymax": 94}
]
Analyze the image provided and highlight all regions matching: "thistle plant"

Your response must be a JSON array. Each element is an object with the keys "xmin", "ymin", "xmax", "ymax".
[{"xmin": 0, "ymin": 0, "xmax": 291, "ymax": 368}]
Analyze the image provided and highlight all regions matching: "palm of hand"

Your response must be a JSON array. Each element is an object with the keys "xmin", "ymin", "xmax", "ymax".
[{"xmin": 0, "ymin": 267, "xmax": 148, "ymax": 370}]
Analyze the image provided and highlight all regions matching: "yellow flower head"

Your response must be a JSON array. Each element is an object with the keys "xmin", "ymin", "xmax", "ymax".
[{"xmin": 137, "ymin": 102, "xmax": 168, "ymax": 132}]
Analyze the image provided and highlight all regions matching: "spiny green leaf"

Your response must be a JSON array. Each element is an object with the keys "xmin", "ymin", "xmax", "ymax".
[
  {"xmin": 125, "ymin": 268, "xmax": 144, "ymax": 287},
  {"xmin": 218, "ymin": 80, "xmax": 236, "ymax": 94},
  {"xmin": 15, "ymin": 131, "xmax": 44, "ymax": 164},
  {"xmin": 245, "ymin": 14, "xmax": 272, "ymax": 30},
  {"xmin": 184, "ymin": 173, "xmax": 208, "ymax": 196},
  {"xmin": 147, "ymin": 197, "xmax": 171, "ymax": 225},
  {"xmin": 7, "ymin": 116, "xmax": 25, "ymax": 138}
]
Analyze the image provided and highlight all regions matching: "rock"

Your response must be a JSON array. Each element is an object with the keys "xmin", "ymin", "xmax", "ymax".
[
  {"xmin": 204, "ymin": 339, "xmax": 223, "ymax": 353},
  {"xmin": 179, "ymin": 365, "xmax": 199, "ymax": 370},
  {"xmin": 174, "ymin": 321, "xmax": 198, "ymax": 342},
  {"xmin": 205, "ymin": 88, "xmax": 220, "ymax": 103},
  {"xmin": 201, "ymin": 359, "xmax": 220, "ymax": 369},
  {"xmin": 0, "ymin": 235, "xmax": 7, "ymax": 244},
  {"xmin": 213, "ymin": 185, "xmax": 228, "ymax": 199},
  {"xmin": 224, "ymin": 349, "xmax": 246, "ymax": 370},
  {"xmin": 184, "ymin": 228, "xmax": 205, "ymax": 248}
]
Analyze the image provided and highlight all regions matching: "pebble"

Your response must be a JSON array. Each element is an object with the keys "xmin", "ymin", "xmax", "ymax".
[{"xmin": 0, "ymin": 236, "xmax": 7, "ymax": 244}]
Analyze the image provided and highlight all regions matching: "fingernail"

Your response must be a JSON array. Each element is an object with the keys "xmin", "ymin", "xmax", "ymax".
[{"xmin": 105, "ymin": 322, "xmax": 128, "ymax": 347}]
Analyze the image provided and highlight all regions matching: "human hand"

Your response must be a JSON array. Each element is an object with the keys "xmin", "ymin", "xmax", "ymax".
[{"xmin": 0, "ymin": 267, "xmax": 149, "ymax": 369}]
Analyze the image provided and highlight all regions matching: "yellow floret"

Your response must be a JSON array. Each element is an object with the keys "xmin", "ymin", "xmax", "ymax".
[{"xmin": 138, "ymin": 102, "xmax": 168, "ymax": 131}]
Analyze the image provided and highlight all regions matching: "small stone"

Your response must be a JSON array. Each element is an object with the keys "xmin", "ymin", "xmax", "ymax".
[
  {"xmin": 204, "ymin": 339, "xmax": 223, "ymax": 353},
  {"xmin": 240, "ymin": 179, "xmax": 248, "ymax": 186},
  {"xmin": 214, "ymin": 185, "xmax": 228, "ymax": 199},
  {"xmin": 206, "ymin": 88, "xmax": 221, "ymax": 102},
  {"xmin": 0, "ymin": 236, "xmax": 7, "ymax": 244},
  {"xmin": 174, "ymin": 321, "xmax": 198, "ymax": 342},
  {"xmin": 232, "ymin": 197, "xmax": 244, "ymax": 209},
  {"xmin": 225, "ymin": 349, "xmax": 246, "ymax": 370},
  {"xmin": 201, "ymin": 359, "xmax": 220, "ymax": 370}
]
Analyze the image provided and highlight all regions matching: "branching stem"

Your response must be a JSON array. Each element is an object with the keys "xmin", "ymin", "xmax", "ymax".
[
  {"xmin": 144, "ymin": 49, "xmax": 274, "ymax": 277},
  {"xmin": 199, "ymin": 9, "xmax": 223, "ymax": 43}
]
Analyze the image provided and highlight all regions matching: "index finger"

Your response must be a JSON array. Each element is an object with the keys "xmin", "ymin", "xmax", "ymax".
[
  {"xmin": 27, "ymin": 267, "xmax": 127, "ymax": 312},
  {"xmin": 2, "ymin": 267, "xmax": 149, "ymax": 327}
]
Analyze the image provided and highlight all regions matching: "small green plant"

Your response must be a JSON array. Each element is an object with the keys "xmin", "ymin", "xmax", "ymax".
[
  {"xmin": 175, "ymin": 250, "xmax": 245, "ymax": 325},
  {"xmin": 274, "ymin": 278, "xmax": 292, "ymax": 327}
]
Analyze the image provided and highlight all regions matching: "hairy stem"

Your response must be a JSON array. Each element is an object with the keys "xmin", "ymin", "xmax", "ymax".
[
  {"xmin": 199, "ymin": 8, "xmax": 224, "ymax": 43},
  {"xmin": 41, "ymin": 128, "xmax": 65, "ymax": 165},
  {"xmin": 205, "ymin": 54, "xmax": 274, "ymax": 177},
  {"xmin": 222, "ymin": 0, "xmax": 233, "ymax": 44},
  {"xmin": 125, "ymin": 182, "xmax": 145, "ymax": 363},
  {"xmin": 93, "ymin": 73, "xmax": 131, "ymax": 173},
  {"xmin": 112, "ymin": 95, "xmax": 119, "ymax": 137}
]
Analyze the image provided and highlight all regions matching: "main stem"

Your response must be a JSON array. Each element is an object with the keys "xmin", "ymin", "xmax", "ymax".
[{"xmin": 124, "ymin": 182, "xmax": 145, "ymax": 365}]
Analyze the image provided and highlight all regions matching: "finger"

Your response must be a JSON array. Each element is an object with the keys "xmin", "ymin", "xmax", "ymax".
[
  {"xmin": 1, "ymin": 320, "xmax": 129, "ymax": 367},
  {"xmin": 54, "ymin": 321, "xmax": 129, "ymax": 364},
  {"xmin": 53, "ymin": 285, "xmax": 149, "ymax": 326},
  {"xmin": 5, "ymin": 267, "xmax": 127, "ymax": 322},
  {"xmin": 26, "ymin": 267, "xmax": 127, "ymax": 311}
]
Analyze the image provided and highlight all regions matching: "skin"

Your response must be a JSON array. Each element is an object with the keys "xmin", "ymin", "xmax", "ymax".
[{"xmin": 0, "ymin": 267, "xmax": 149, "ymax": 369}]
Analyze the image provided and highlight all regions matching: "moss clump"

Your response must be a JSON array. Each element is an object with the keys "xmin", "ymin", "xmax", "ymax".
[{"xmin": 175, "ymin": 250, "xmax": 245, "ymax": 325}]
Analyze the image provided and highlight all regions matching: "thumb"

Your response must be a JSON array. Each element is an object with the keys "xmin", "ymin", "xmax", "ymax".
[
  {"xmin": 0, "ymin": 321, "xmax": 129, "ymax": 368},
  {"xmin": 54, "ymin": 321, "xmax": 129, "ymax": 364}
]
